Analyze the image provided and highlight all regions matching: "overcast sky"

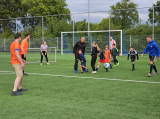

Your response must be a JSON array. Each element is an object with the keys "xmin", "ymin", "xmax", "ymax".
[{"xmin": 66, "ymin": 0, "xmax": 158, "ymax": 23}]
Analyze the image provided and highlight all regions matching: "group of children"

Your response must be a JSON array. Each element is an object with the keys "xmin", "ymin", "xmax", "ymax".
[{"xmin": 77, "ymin": 41, "xmax": 121, "ymax": 74}]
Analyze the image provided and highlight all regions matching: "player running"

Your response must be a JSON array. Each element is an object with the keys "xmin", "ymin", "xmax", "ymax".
[
  {"xmin": 111, "ymin": 44, "xmax": 119, "ymax": 66},
  {"xmin": 141, "ymin": 35, "xmax": 160, "ymax": 77},
  {"xmin": 21, "ymin": 33, "xmax": 30, "ymax": 75},
  {"xmin": 110, "ymin": 36, "xmax": 116, "ymax": 62},
  {"xmin": 10, "ymin": 33, "xmax": 27, "ymax": 96},
  {"xmin": 105, "ymin": 45, "xmax": 112, "ymax": 69},
  {"xmin": 96, "ymin": 46, "xmax": 108, "ymax": 72},
  {"xmin": 78, "ymin": 49, "xmax": 89, "ymax": 73},
  {"xmin": 127, "ymin": 46, "xmax": 139, "ymax": 71}
]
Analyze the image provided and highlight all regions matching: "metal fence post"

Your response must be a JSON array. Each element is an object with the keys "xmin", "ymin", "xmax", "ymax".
[
  {"xmin": 57, "ymin": 37, "xmax": 58, "ymax": 51},
  {"xmin": 152, "ymin": 6, "xmax": 154, "ymax": 40},
  {"xmin": 130, "ymin": 35, "xmax": 131, "ymax": 47},
  {"xmin": 42, "ymin": 16, "xmax": 44, "ymax": 42}
]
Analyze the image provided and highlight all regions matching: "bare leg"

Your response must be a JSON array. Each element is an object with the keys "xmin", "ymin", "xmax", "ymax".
[
  {"xmin": 18, "ymin": 77, "xmax": 23, "ymax": 90},
  {"xmin": 82, "ymin": 66, "xmax": 87, "ymax": 69},
  {"xmin": 13, "ymin": 77, "xmax": 22, "ymax": 91},
  {"xmin": 81, "ymin": 65, "xmax": 83, "ymax": 72}
]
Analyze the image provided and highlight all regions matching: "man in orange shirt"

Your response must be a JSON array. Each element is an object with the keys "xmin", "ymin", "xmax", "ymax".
[
  {"xmin": 105, "ymin": 45, "xmax": 112, "ymax": 69},
  {"xmin": 10, "ymin": 33, "xmax": 27, "ymax": 96},
  {"xmin": 21, "ymin": 33, "xmax": 30, "ymax": 75}
]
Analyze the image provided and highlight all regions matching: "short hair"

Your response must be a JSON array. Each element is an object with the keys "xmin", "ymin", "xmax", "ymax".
[
  {"xmin": 105, "ymin": 45, "xmax": 109, "ymax": 48},
  {"xmin": 78, "ymin": 49, "xmax": 82, "ymax": 52},
  {"xmin": 113, "ymin": 44, "xmax": 115, "ymax": 46},
  {"xmin": 25, "ymin": 33, "xmax": 30, "ymax": 38},
  {"xmin": 146, "ymin": 35, "xmax": 151, "ymax": 39},
  {"xmin": 14, "ymin": 33, "xmax": 21, "ymax": 39},
  {"xmin": 130, "ymin": 46, "xmax": 134, "ymax": 48},
  {"xmin": 81, "ymin": 36, "xmax": 85, "ymax": 39}
]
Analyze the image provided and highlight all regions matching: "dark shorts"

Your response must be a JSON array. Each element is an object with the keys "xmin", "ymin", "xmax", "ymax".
[
  {"xmin": 81, "ymin": 62, "xmax": 86, "ymax": 66},
  {"xmin": 149, "ymin": 56, "xmax": 156, "ymax": 62},
  {"xmin": 22, "ymin": 54, "xmax": 26, "ymax": 61},
  {"xmin": 131, "ymin": 56, "xmax": 135, "ymax": 62}
]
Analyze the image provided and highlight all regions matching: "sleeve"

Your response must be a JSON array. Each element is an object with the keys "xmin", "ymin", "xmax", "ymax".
[
  {"xmin": 135, "ymin": 50, "xmax": 139, "ymax": 60},
  {"xmin": 21, "ymin": 40, "xmax": 25, "ymax": 47},
  {"xmin": 73, "ymin": 42, "xmax": 78, "ymax": 54},
  {"xmin": 153, "ymin": 43, "xmax": 160, "ymax": 57},
  {"xmin": 15, "ymin": 43, "xmax": 20, "ymax": 51},
  {"xmin": 114, "ymin": 40, "xmax": 116, "ymax": 44},
  {"xmin": 127, "ymin": 51, "xmax": 130, "ymax": 60},
  {"xmin": 82, "ymin": 44, "xmax": 86, "ymax": 54},
  {"xmin": 143, "ymin": 44, "xmax": 149, "ymax": 54}
]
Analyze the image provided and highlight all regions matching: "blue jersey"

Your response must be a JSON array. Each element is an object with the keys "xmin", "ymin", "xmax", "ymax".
[
  {"xmin": 143, "ymin": 40, "xmax": 160, "ymax": 57},
  {"xmin": 79, "ymin": 53, "xmax": 86, "ymax": 62},
  {"xmin": 99, "ymin": 50, "xmax": 105, "ymax": 59}
]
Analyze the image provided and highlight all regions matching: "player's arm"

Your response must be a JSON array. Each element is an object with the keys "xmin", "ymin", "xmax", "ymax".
[
  {"xmin": 21, "ymin": 41, "xmax": 26, "ymax": 58},
  {"xmin": 153, "ymin": 43, "xmax": 160, "ymax": 58},
  {"xmin": 141, "ymin": 45, "xmax": 149, "ymax": 56},
  {"xmin": 73, "ymin": 42, "xmax": 78, "ymax": 55},
  {"xmin": 127, "ymin": 51, "xmax": 130, "ymax": 60},
  {"xmin": 40, "ymin": 46, "xmax": 43, "ymax": 55},
  {"xmin": 45, "ymin": 46, "xmax": 48, "ymax": 55},
  {"xmin": 15, "ymin": 50, "xmax": 25, "ymax": 69}
]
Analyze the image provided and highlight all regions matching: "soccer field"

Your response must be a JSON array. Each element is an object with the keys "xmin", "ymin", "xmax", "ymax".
[{"xmin": 0, "ymin": 52, "xmax": 160, "ymax": 119}]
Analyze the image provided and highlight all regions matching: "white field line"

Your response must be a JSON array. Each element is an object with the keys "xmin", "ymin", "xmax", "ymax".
[{"xmin": 0, "ymin": 71, "xmax": 160, "ymax": 84}]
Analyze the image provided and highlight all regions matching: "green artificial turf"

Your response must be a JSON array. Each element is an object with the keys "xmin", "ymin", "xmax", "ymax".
[{"xmin": 0, "ymin": 52, "xmax": 160, "ymax": 119}]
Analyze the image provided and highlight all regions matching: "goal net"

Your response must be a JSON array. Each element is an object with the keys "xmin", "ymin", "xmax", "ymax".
[
  {"xmin": 26, "ymin": 47, "xmax": 56, "ymax": 64},
  {"xmin": 61, "ymin": 30, "xmax": 126, "ymax": 56}
]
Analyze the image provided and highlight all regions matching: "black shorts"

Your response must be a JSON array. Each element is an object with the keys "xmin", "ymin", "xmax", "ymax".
[
  {"xmin": 131, "ymin": 56, "xmax": 135, "ymax": 62},
  {"xmin": 81, "ymin": 62, "xmax": 86, "ymax": 66},
  {"xmin": 149, "ymin": 56, "xmax": 156, "ymax": 62},
  {"xmin": 22, "ymin": 54, "xmax": 26, "ymax": 61}
]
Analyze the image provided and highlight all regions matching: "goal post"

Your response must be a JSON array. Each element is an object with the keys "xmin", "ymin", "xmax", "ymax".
[
  {"xmin": 26, "ymin": 47, "xmax": 57, "ymax": 64},
  {"xmin": 61, "ymin": 30, "xmax": 125, "ymax": 56}
]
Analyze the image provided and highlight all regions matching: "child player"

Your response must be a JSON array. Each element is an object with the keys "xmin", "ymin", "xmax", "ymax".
[
  {"xmin": 96, "ymin": 46, "xmax": 108, "ymax": 72},
  {"xmin": 111, "ymin": 44, "xmax": 119, "ymax": 66},
  {"xmin": 78, "ymin": 49, "xmax": 89, "ymax": 73},
  {"xmin": 127, "ymin": 46, "xmax": 139, "ymax": 71},
  {"xmin": 105, "ymin": 45, "xmax": 112, "ymax": 70}
]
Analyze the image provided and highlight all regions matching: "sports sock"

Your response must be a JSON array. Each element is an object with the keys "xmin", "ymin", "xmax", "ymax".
[
  {"xmin": 23, "ymin": 70, "xmax": 24, "ymax": 73},
  {"xmin": 153, "ymin": 65, "xmax": 157, "ymax": 72},
  {"xmin": 110, "ymin": 64, "xmax": 112, "ymax": 68},
  {"xmin": 96, "ymin": 68, "xmax": 98, "ymax": 71},
  {"xmin": 106, "ymin": 68, "xmax": 108, "ymax": 71},
  {"xmin": 150, "ymin": 65, "xmax": 153, "ymax": 74},
  {"xmin": 132, "ymin": 64, "xmax": 134, "ymax": 69}
]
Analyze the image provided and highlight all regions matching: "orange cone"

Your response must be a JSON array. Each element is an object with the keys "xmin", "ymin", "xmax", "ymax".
[{"xmin": 120, "ymin": 53, "xmax": 122, "ymax": 56}]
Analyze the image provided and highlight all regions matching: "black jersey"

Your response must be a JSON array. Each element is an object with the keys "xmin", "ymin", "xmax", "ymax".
[
  {"xmin": 99, "ymin": 50, "xmax": 105, "ymax": 59},
  {"xmin": 127, "ymin": 50, "xmax": 139, "ymax": 60},
  {"xmin": 91, "ymin": 47, "xmax": 99, "ymax": 57},
  {"xmin": 73, "ymin": 41, "xmax": 86, "ymax": 54}
]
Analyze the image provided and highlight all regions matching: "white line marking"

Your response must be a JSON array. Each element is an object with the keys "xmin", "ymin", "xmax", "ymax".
[{"xmin": 0, "ymin": 71, "xmax": 160, "ymax": 84}]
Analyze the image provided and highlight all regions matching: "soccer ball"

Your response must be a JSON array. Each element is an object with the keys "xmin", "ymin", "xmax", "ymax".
[{"xmin": 105, "ymin": 63, "xmax": 110, "ymax": 68}]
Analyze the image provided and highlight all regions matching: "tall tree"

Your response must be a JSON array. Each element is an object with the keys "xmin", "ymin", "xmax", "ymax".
[
  {"xmin": 0, "ymin": 0, "xmax": 27, "ymax": 38},
  {"xmin": 148, "ymin": 1, "xmax": 160, "ymax": 24},
  {"xmin": 110, "ymin": 0, "xmax": 139, "ymax": 29}
]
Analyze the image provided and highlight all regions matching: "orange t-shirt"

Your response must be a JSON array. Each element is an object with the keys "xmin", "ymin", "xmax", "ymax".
[
  {"xmin": 10, "ymin": 41, "xmax": 21, "ymax": 65},
  {"xmin": 105, "ymin": 50, "xmax": 110, "ymax": 59},
  {"xmin": 21, "ymin": 39, "xmax": 28, "ymax": 54}
]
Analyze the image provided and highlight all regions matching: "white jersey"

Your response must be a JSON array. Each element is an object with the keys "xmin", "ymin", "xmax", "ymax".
[
  {"xmin": 41, "ymin": 45, "xmax": 48, "ymax": 51},
  {"xmin": 110, "ymin": 39, "xmax": 116, "ymax": 50}
]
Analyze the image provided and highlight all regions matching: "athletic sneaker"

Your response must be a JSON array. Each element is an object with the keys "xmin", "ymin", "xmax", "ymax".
[
  {"xmin": 83, "ymin": 69, "xmax": 88, "ymax": 72},
  {"xmin": 18, "ymin": 88, "xmax": 28, "ymax": 92},
  {"xmin": 86, "ymin": 69, "xmax": 89, "ymax": 72},
  {"xmin": 40, "ymin": 63, "xmax": 42, "ymax": 65},
  {"xmin": 74, "ymin": 70, "xmax": 77, "ymax": 73},
  {"xmin": 153, "ymin": 72, "xmax": 158, "ymax": 75},
  {"xmin": 11, "ymin": 91, "xmax": 22, "ymax": 96},
  {"xmin": 132, "ymin": 68, "xmax": 135, "ymax": 71},
  {"xmin": 147, "ymin": 73, "xmax": 152, "ymax": 77},
  {"xmin": 92, "ymin": 71, "xmax": 97, "ymax": 74},
  {"xmin": 117, "ymin": 62, "xmax": 119, "ymax": 66},
  {"xmin": 47, "ymin": 62, "xmax": 50, "ymax": 65},
  {"xmin": 23, "ymin": 73, "xmax": 28, "ymax": 76}
]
